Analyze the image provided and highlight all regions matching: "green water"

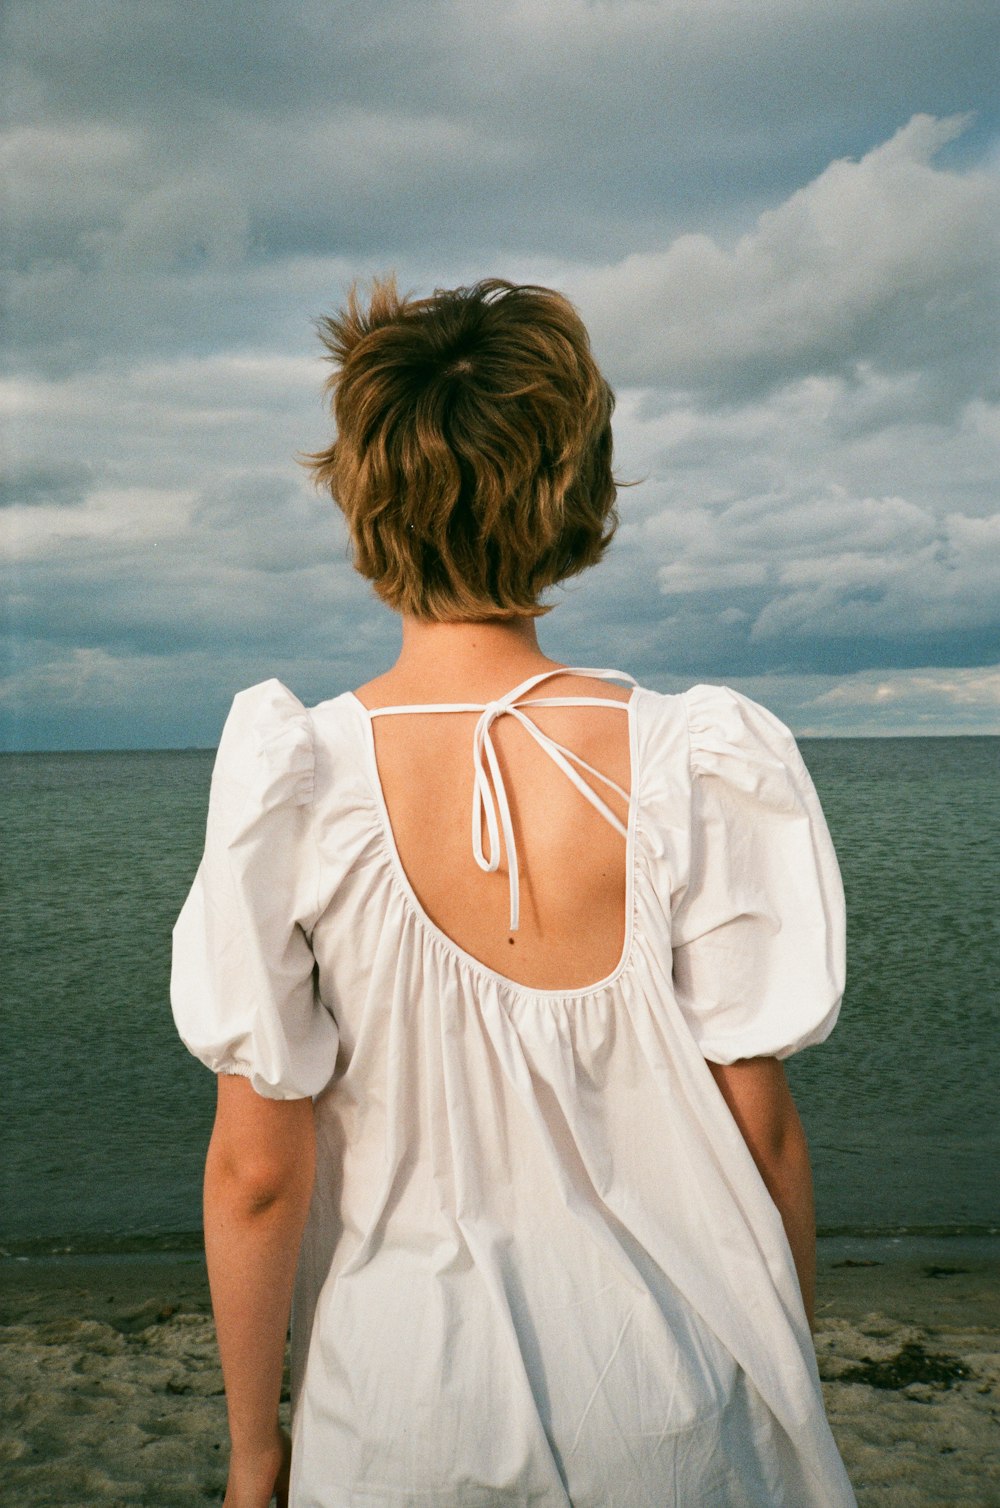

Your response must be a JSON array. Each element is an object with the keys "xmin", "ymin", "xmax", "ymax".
[{"xmin": 1, "ymin": 737, "xmax": 997, "ymax": 1250}]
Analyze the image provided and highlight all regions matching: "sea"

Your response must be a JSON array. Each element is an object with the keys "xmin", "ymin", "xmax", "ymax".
[{"xmin": 1, "ymin": 735, "xmax": 997, "ymax": 1255}]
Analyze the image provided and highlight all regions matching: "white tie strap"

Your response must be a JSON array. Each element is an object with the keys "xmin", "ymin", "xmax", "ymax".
[{"xmin": 368, "ymin": 666, "xmax": 636, "ymax": 932}]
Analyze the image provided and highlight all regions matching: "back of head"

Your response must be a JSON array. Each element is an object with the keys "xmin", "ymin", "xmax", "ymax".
[{"xmin": 306, "ymin": 276, "xmax": 619, "ymax": 621}]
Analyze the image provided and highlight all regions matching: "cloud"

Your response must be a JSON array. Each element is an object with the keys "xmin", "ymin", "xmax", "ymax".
[
  {"xmin": 7, "ymin": 3, "xmax": 1000, "ymax": 376},
  {"xmin": 7, "ymin": 119, "xmax": 997, "ymax": 675},
  {"xmin": 813, "ymin": 664, "xmax": 1000, "ymax": 712},
  {"xmin": 750, "ymin": 505, "xmax": 1000, "ymax": 640},
  {"xmin": 652, "ymin": 487, "xmax": 1000, "ymax": 644},
  {"xmin": 2, "ymin": 0, "xmax": 999, "ymax": 745},
  {"xmin": 795, "ymin": 663, "xmax": 1000, "ymax": 734},
  {"xmin": 0, "ymin": 462, "xmax": 93, "ymax": 509},
  {"xmin": 574, "ymin": 115, "xmax": 1000, "ymax": 413}
]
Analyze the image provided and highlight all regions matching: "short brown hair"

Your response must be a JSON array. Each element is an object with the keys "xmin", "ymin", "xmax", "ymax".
[{"xmin": 304, "ymin": 275, "xmax": 619, "ymax": 620}]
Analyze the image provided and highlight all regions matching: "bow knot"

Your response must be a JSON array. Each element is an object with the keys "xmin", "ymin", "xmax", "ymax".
[{"xmin": 366, "ymin": 665, "xmax": 635, "ymax": 939}]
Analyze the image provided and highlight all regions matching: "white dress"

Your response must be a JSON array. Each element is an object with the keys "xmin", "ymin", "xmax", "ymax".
[{"xmin": 171, "ymin": 666, "xmax": 856, "ymax": 1507}]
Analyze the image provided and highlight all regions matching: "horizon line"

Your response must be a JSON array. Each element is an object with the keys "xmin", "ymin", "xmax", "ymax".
[{"xmin": 3, "ymin": 729, "xmax": 1000, "ymax": 755}]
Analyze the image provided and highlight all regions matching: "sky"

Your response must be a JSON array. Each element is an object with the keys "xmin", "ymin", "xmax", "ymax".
[{"xmin": 3, "ymin": 0, "xmax": 1000, "ymax": 748}]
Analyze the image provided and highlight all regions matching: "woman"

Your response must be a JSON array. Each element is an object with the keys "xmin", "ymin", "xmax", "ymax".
[{"xmin": 171, "ymin": 277, "xmax": 856, "ymax": 1507}]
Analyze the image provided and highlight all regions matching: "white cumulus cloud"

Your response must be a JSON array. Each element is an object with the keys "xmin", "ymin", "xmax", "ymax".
[{"xmin": 575, "ymin": 115, "xmax": 1000, "ymax": 412}]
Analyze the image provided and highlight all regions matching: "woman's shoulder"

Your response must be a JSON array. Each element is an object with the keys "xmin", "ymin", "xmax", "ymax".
[
  {"xmin": 224, "ymin": 677, "xmax": 390, "ymax": 824},
  {"xmin": 213, "ymin": 679, "xmax": 316, "ymax": 811},
  {"xmin": 635, "ymin": 680, "xmax": 798, "ymax": 754},
  {"xmin": 631, "ymin": 680, "xmax": 814, "ymax": 822}
]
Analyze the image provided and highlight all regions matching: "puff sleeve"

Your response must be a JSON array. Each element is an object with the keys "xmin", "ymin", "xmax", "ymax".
[
  {"xmin": 670, "ymin": 683, "xmax": 845, "ymax": 1064},
  {"xmin": 170, "ymin": 679, "xmax": 339, "ymax": 1099}
]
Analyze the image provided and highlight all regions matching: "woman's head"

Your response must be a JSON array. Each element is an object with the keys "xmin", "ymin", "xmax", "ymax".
[{"xmin": 305, "ymin": 276, "xmax": 619, "ymax": 621}]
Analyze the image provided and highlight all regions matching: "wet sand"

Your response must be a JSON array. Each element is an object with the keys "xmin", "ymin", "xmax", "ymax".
[{"xmin": 1, "ymin": 1239, "xmax": 998, "ymax": 1505}]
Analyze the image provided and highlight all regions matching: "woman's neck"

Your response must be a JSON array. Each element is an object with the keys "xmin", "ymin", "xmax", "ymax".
[{"xmin": 360, "ymin": 613, "xmax": 564, "ymax": 702}]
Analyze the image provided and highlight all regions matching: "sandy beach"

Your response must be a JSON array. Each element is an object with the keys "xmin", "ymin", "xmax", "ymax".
[{"xmin": 1, "ymin": 1238, "xmax": 998, "ymax": 1506}]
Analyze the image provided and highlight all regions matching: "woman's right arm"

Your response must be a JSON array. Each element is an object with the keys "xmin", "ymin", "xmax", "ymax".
[
  {"xmin": 204, "ymin": 1074, "xmax": 316, "ymax": 1508},
  {"xmin": 707, "ymin": 1056, "xmax": 817, "ymax": 1330}
]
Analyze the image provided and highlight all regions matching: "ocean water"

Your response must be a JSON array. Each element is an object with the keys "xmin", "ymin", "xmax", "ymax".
[{"xmin": 1, "ymin": 734, "xmax": 997, "ymax": 1252}]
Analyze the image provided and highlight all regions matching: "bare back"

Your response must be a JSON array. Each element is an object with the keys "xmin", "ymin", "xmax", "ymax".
[{"xmin": 353, "ymin": 668, "xmax": 634, "ymax": 990}]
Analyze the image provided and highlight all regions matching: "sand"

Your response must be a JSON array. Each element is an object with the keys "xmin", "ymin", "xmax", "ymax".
[{"xmin": 1, "ymin": 1237, "xmax": 998, "ymax": 1506}]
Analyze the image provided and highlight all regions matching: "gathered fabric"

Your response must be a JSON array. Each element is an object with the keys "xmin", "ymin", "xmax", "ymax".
[{"xmin": 171, "ymin": 668, "xmax": 856, "ymax": 1507}]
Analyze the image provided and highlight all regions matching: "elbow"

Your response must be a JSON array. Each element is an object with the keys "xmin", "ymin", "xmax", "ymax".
[
  {"xmin": 707, "ymin": 1057, "xmax": 810, "ymax": 1183},
  {"xmin": 754, "ymin": 1108, "xmax": 804, "ymax": 1170},
  {"xmin": 206, "ymin": 1140, "xmax": 314, "ymax": 1218},
  {"xmin": 205, "ymin": 1075, "xmax": 317, "ymax": 1218},
  {"xmin": 746, "ymin": 1090, "xmax": 810, "ymax": 1178},
  {"xmin": 750, "ymin": 1111, "xmax": 813, "ymax": 1216},
  {"xmin": 228, "ymin": 1163, "xmax": 301, "ymax": 1216}
]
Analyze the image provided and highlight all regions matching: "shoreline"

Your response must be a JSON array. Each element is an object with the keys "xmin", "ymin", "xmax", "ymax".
[
  {"xmin": 4, "ymin": 1227, "xmax": 998, "ymax": 1261},
  {"xmin": 2, "ymin": 1239, "xmax": 998, "ymax": 1506}
]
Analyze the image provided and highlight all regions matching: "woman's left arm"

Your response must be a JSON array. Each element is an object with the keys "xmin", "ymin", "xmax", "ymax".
[
  {"xmin": 707, "ymin": 1057, "xmax": 817, "ymax": 1330},
  {"xmin": 204, "ymin": 1074, "xmax": 316, "ymax": 1508}
]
